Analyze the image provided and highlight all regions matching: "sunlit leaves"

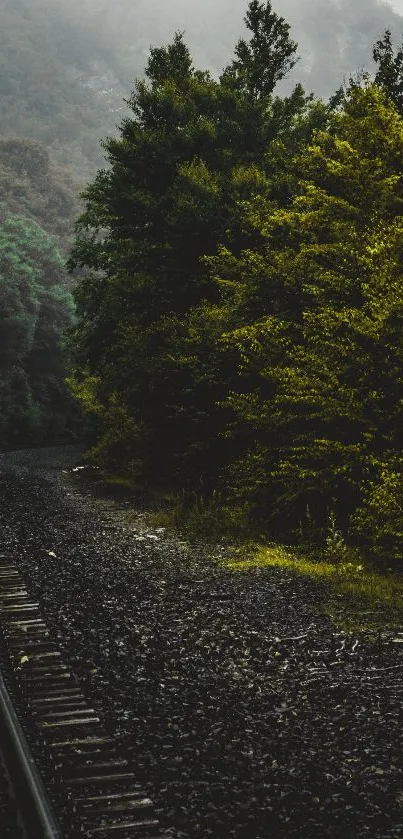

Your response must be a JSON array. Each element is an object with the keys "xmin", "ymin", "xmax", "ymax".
[{"xmin": 201, "ymin": 82, "xmax": 403, "ymax": 541}]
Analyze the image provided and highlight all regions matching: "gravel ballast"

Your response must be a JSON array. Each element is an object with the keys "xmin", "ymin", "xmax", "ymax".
[
  {"xmin": 0, "ymin": 446, "xmax": 402, "ymax": 838},
  {"xmin": 0, "ymin": 746, "xmax": 24, "ymax": 838}
]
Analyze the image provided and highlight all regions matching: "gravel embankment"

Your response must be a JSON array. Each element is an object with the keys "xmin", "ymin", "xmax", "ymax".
[
  {"xmin": 0, "ymin": 446, "xmax": 402, "ymax": 838},
  {"xmin": 0, "ymin": 749, "xmax": 23, "ymax": 838}
]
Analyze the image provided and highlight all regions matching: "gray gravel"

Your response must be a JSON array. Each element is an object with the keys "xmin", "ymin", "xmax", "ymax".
[
  {"xmin": 0, "ymin": 446, "xmax": 402, "ymax": 838},
  {"xmin": 0, "ymin": 747, "xmax": 23, "ymax": 838}
]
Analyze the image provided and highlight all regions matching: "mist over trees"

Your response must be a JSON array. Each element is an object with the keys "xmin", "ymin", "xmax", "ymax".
[
  {"xmin": 0, "ymin": 0, "xmax": 129, "ymax": 182},
  {"xmin": 0, "ymin": 216, "xmax": 77, "ymax": 447},
  {"xmin": 63, "ymin": 0, "xmax": 403, "ymax": 96},
  {"xmin": 1, "ymin": 0, "xmax": 402, "ymax": 186}
]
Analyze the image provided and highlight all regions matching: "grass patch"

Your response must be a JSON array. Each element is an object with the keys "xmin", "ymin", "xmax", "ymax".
[
  {"xmin": 104, "ymin": 474, "xmax": 136, "ymax": 489},
  {"xmin": 225, "ymin": 545, "xmax": 403, "ymax": 632},
  {"xmin": 147, "ymin": 497, "xmax": 249, "ymax": 540}
]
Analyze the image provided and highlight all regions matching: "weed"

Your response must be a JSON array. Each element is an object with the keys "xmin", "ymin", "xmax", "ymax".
[
  {"xmin": 324, "ymin": 511, "xmax": 349, "ymax": 562},
  {"xmin": 148, "ymin": 495, "xmax": 249, "ymax": 540}
]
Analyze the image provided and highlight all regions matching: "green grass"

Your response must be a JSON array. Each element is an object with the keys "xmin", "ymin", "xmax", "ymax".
[
  {"xmin": 104, "ymin": 475, "xmax": 136, "ymax": 489},
  {"xmin": 225, "ymin": 545, "xmax": 403, "ymax": 633},
  {"xmin": 147, "ymin": 497, "xmax": 249, "ymax": 540}
]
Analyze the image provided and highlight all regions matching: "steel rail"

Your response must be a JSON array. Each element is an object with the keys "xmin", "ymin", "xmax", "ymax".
[{"xmin": 0, "ymin": 670, "xmax": 62, "ymax": 839}]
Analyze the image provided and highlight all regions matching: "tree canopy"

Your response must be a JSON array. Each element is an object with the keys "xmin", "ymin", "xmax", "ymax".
[
  {"xmin": 0, "ymin": 216, "xmax": 76, "ymax": 447},
  {"xmin": 70, "ymin": 2, "xmax": 322, "ymax": 481},
  {"xmin": 70, "ymin": 4, "xmax": 403, "ymax": 563}
]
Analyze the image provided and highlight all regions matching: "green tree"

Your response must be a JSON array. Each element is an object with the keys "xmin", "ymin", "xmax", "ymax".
[
  {"xmin": 221, "ymin": 0, "xmax": 298, "ymax": 98},
  {"xmin": 70, "ymin": 2, "xmax": 319, "ymax": 485},
  {"xmin": 201, "ymin": 82, "xmax": 403, "ymax": 546},
  {"xmin": 0, "ymin": 216, "xmax": 76, "ymax": 446},
  {"xmin": 374, "ymin": 29, "xmax": 403, "ymax": 114}
]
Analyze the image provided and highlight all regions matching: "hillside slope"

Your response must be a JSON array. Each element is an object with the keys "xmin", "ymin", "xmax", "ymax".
[
  {"xmin": 0, "ymin": 136, "xmax": 78, "ymax": 247},
  {"xmin": 63, "ymin": 0, "xmax": 403, "ymax": 96},
  {"xmin": 0, "ymin": 0, "xmax": 131, "ymax": 183}
]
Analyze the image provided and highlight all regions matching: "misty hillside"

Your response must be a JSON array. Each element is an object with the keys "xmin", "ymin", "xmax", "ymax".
[
  {"xmin": 1, "ymin": 0, "xmax": 402, "ymax": 190},
  {"xmin": 0, "ymin": 0, "xmax": 132, "ymax": 182},
  {"xmin": 73, "ymin": 0, "xmax": 403, "ymax": 93},
  {"xmin": 0, "ymin": 136, "xmax": 78, "ymax": 248}
]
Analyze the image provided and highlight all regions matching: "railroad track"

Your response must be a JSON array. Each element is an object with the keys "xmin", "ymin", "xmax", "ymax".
[
  {"xmin": 0, "ymin": 555, "xmax": 164, "ymax": 838},
  {"xmin": 0, "ymin": 667, "xmax": 61, "ymax": 837}
]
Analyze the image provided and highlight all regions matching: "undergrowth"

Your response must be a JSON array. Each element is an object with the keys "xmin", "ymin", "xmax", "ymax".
[
  {"xmin": 147, "ymin": 498, "xmax": 403, "ymax": 633},
  {"xmin": 73, "ymin": 467, "xmax": 403, "ymax": 633},
  {"xmin": 147, "ymin": 495, "xmax": 250, "ymax": 540}
]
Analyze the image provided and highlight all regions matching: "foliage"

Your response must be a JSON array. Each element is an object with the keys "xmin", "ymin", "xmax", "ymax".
[
  {"xmin": 324, "ymin": 512, "xmax": 349, "ymax": 564},
  {"xmin": 199, "ymin": 83, "xmax": 403, "ymax": 553},
  {"xmin": 70, "ymin": 2, "xmax": 322, "ymax": 487},
  {"xmin": 221, "ymin": 0, "xmax": 298, "ymax": 97},
  {"xmin": 354, "ymin": 455, "xmax": 403, "ymax": 563},
  {"xmin": 0, "ymin": 137, "xmax": 78, "ymax": 251},
  {"xmin": 70, "ymin": 4, "xmax": 403, "ymax": 565},
  {"xmin": 0, "ymin": 216, "xmax": 77, "ymax": 447},
  {"xmin": 373, "ymin": 29, "xmax": 403, "ymax": 114}
]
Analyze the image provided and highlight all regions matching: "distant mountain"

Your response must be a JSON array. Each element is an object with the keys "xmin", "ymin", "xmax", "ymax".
[
  {"xmin": 283, "ymin": 0, "xmax": 403, "ymax": 98},
  {"xmin": 65, "ymin": 0, "xmax": 403, "ymax": 96},
  {"xmin": 0, "ymin": 0, "xmax": 402, "ymax": 193},
  {"xmin": 0, "ymin": 0, "xmax": 131, "ymax": 184}
]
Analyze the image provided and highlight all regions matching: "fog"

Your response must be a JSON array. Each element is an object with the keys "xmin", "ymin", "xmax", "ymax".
[
  {"xmin": 2, "ymin": 0, "xmax": 403, "ymax": 180},
  {"xmin": 67, "ymin": 0, "xmax": 403, "ymax": 97},
  {"xmin": 388, "ymin": 0, "xmax": 403, "ymax": 13}
]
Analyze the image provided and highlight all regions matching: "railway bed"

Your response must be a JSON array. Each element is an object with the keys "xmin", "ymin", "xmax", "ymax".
[
  {"xmin": 0, "ymin": 554, "xmax": 165, "ymax": 838},
  {"xmin": 0, "ymin": 739, "xmax": 25, "ymax": 838},
  {"xmin": 1, "ymin": 446, "xmax": 403, "ymax": 839}
]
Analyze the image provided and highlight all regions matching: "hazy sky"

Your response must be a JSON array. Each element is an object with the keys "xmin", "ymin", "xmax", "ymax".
[
  {"xmin": 3, "ymin": 0, "xmax": 403, "ymax": 174},
  {"xmin": 389, "ymin": 0, "xmax": 403, "ymax": 13}
]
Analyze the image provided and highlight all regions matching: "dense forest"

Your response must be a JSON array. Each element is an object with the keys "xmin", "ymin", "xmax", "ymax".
[
  {"xmin": 0, "ymin": 214, "xmax": 77, "ymax": 446},
  {"xmin": 3, "ymin": 0, "xmax": 403, "ymax": 561},
  {"xmin": 67, "ymin": 1, "xmax": 403, "ymax": 563}
]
